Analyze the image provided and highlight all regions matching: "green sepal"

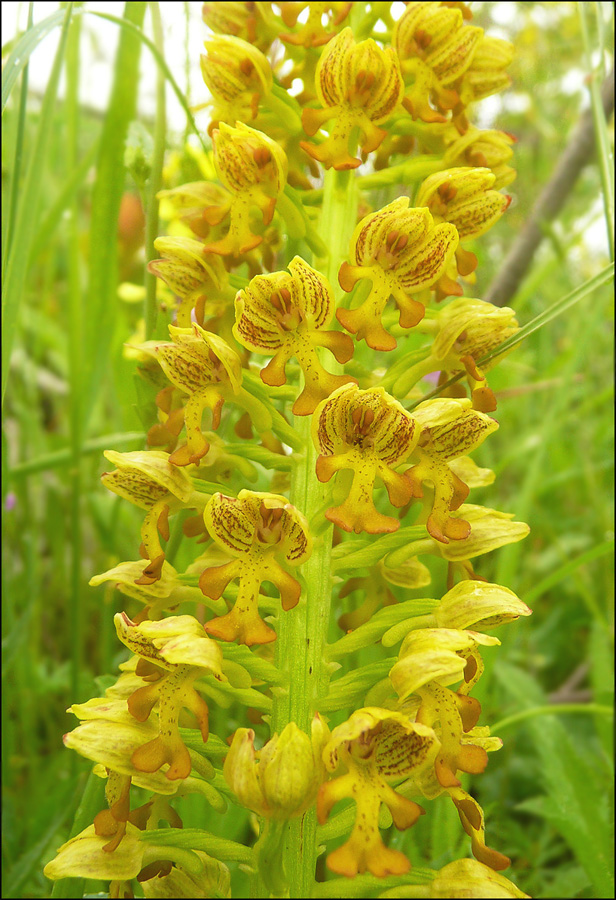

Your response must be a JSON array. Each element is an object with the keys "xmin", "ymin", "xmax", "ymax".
[
  {"xmin": 180, "ymin": 729, "xmax": 229, "ymax": 761},
  {"xmin": 196, "ymin": 676, "xmax": 273, "ymax": 712},
  {"xmin": 221, "ymin": 642, "xmax": 284, "ymax": 684},
  {"xmin": 312, "ymin": 871, "xmax": 436, "ymax": 897},
  {"xmin": 239, "ymin": 372, "xmax": 304, "ymax": 450},
  {"xmin": 191, "ymin": 478, "xmax": 235, "ymax": 496},
  {"xmin": 328, "ymin": 597, "xmax": 439, "ymax": 659},
  {"xmin": 283, "ymin": 184, "xmax": 329, "ymax": 257},
  {"xmin": 222, "ymin": 442, "xmax": 297, "ymax": 472},
  {"xmin": 141, "ymin": 843, "xmax": 205, "ymax": 877},
  {"xmin": 331, "ymin": 526, "xmax": 428, "ymax": 572},
  {"xmin": 318, "ymin": 659, "xmax": 392, "ymax": 711}
]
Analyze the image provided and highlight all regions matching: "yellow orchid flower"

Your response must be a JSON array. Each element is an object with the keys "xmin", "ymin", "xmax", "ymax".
[
  {"xmin": 312, "ymin": 384, "xmax": 419, "ymax": 534},
  {"xmin": 101, "ymin": 450, "xmax": 200, "ymax": 584},
  {"xmin": 137, "ymin": 324, "xmax": 271, "ymax": 467},
  {"xmin": 89, "ymin": 559, "xmax": 222, "ymax": 623},
  {"xmin": 147, "ymin": 235, "xmax": 229, "ymax": 327},
  {"xmin": 44, "ymin": 823, "xmax": 146, "ymax": 883},
  {"xmin": 415, "ymin": 166, "xmax": 511, "ymax": 286},
  {"xmin": 141, "ymin": 851, "xmax": 231, "ymax": 899},
  {"xmin": 444, "ymin": 125, "xmax": 517, "ymax": 190},
  {"xmin": 430, "ymin": 857, "xmax": 529, "ymax": 897},
  {"xmin": 395, "ymin": 297, "xmax": 519, "ymax": 411},
  {"xmin": 233, "ymin": 255, "xmax": 356, "ymax": 415},
  {"xmin": 424, "ymin": 503, "xmax": 530, "ymax": 577},
  {"xmin": 276, "ymin": 2, "xmax": 352, "ymax": 47},
  {"xmin": 205, "ymin": 122, "xmax": 287, "ymax": 256},
  {"xmin": 434, "ymin": 580, "xmax": 532, "ymax": 631},
  {"xmin": 224, "ymin": 715, "xmax": 328, "ymax": 819},
  {"xmin": 199, "ymin": 490, "xmax": 312, "ymax": 645},
  {"xmin": 405, "ymin": 397, "xmax": 499, "ymax": 543},
  {"xmin": 393, "ymin": 2, "xmax": 483, "ymax": 123},
  {"xmin": 65, "ymin": 692, "xmax": 219, "ymax": 799},
  {"xmin": 337, "ymin": 197, "xmax": 459, "ymax": 350},
  {"xmin": 317, "ymin": 707, "xmax": 439, "ymax": 877},
  {"xmin": 157, "ymin": 180, "xmax": 230, "ymax": 241},
  {"xmin": 300, "ymin": 27, "xmax": 404, "ymax": 170},
  {"xmin": 390, "ymin": 627, "xmax": 500, "ymax": 789},
  {"xmin": 200, "ymin": 34, "xmax": 273, "ymax": 127},
  {"xmin": 114, "ymin": 613, "xmax": 225, "ymax": 780},
  {"xmin": 202, "ymin": 1, "xmax": 276, "ymax": 53},
  {"xmin": 455, "ymin": 35, "xmax": 515, "ymax": 130}
]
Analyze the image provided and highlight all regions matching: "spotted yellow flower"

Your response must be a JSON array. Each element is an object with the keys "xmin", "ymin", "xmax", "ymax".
[
  {"xmin": 390, "ymin": 627, "xmax": 500, "ymax": 790},
  {"xmin": 224, "ymin": 715, "xmax": 328, "ymax": 819},
  {"xmin": 393, "ymin": 2, "xmax": 483, "ymax": 123},
  {"xmin": 233, "ymin": 256, "xmax": 356, "ymax": 415},
  {"xmin": 137, "ymin": 324, "xmax": 271, "ymax": 467},
  {"xmin": 337, "ymin": 197, "xmax": 459, "ymax": 350},
  {"xmin": 455, "ymin": 34, "xmax": 515, "ymax": 130},
  {"xmin": 432, "ymin": 580, "xmax": 532, "ymax": 631},
  {"xmin": 147, "ymin": 236, "xmax": 229, "ymax": 328},
  {"xmin": 115, "ymin": 614, "xmax": 225, "ymax": 780},
  {"xmin": 444, "ymin": 125, "xmax": 517, "ymax": 190},
  {"xmin": 202, "ymin": 1, "xmax": 275, "ymax": 52},
  {"xmin": 415, "ymin": 166, "xmax": 511, "ymax": 286},
  {"xmin": 200, "ymin": 34, "xmax": 272, "ymax": 127},
  {"xmin": 318, "ymin": 708, "xmax": 438, "ymax": 877},
  {"xmin": 312, "ymin": 384, "xmax": 419, "ymax": 534},
  {"xmin": 205, "ymin": 122, "xmax": 287, "ymax": 256},
  {"xmin": 157, "ymin": 180, "xmax": 231, "ymax": 242},
  {"xmin": 300, "ymin": 28, "xmax": 404, "ymax": 170},
  {"xmin": 428, "ymin": 503, "xmax": 530, "ymax": 574},
  {"xmin": 404, "ymin": 398, "xmax": 499, "ymax": 543},
  {"xmin": 101, "ymin": 450, "xmax": 200, "ymax": 584},
  {"xmin": 395, "ymin": 297, "xmax": 519, "ymax": 411},
  {"xmin": 199, "ymin": 491, "xmax": 312, "ymax": 645},
  {"xmin": 89, "ymin": 559, "xmax": 222, "ymax": 623}
]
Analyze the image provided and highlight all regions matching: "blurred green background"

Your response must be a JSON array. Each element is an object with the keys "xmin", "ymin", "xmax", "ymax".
[{"xmin": 2, "ymin": 2, "xmax": 614, "ymax": 898}]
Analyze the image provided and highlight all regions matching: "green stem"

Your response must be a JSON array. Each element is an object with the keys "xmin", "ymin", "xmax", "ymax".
[
  {"xmin": 65, "ymin": 4, "xmax": 84, "ymax": 708},
  {"xmin": 492, "ymin": 703, "xmax": 614, "ymax": 733},
  {"xmin": 268, "ymin": 167, "xmax": 360, "ymax": 898}
]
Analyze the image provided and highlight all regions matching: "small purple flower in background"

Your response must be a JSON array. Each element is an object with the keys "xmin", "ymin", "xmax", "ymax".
[
  {"xmin": 424, "ymin": 370, "xmax": 441, "ymax": 384},
  {"xmin": 5, "ymin": 492, "xmax": 17, "ymax": 512}
]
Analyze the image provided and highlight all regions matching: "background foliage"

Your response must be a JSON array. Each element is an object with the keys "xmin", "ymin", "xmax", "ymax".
[{"xmin": 2, "ymin": 2, "xmax": 614, "ymax": 898}]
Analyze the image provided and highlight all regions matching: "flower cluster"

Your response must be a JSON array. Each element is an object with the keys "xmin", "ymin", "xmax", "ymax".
[{"xmin": 45, "ymin": 4, "xmax": 532, "ymax": 899}]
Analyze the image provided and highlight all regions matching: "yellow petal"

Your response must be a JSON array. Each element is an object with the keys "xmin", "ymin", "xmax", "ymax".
[{"xmin": 44, "ymin": 824, "xmax": 144, "ymax": 882}]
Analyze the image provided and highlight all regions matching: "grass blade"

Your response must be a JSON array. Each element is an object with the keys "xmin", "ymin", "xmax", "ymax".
[
  {"xmin": 1, "ymin": 7, "xmax": 68, "ymax": 112},
  {"xmin": 1, "ymin": 4, "xmax": 74, "ymax": 406},
  {"xmin": 81, "ymin": 2, "xmax": 147, "ymax": 427}
]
